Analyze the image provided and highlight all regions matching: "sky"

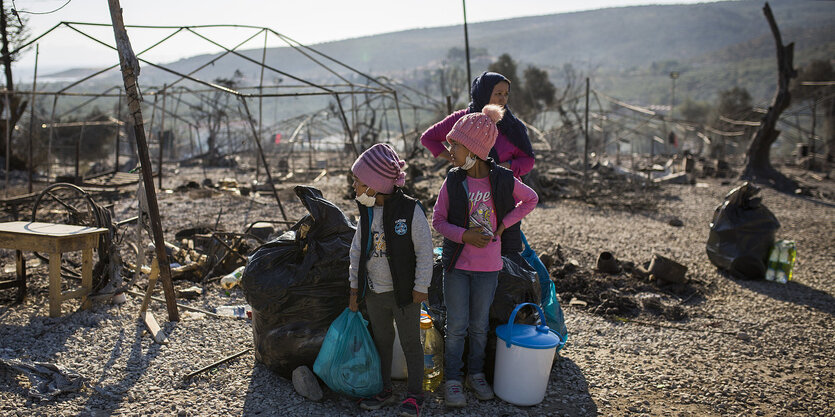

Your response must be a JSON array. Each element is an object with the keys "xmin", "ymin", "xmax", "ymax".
[{"xmin": 10, "ymin": 0, "xmax": 725, "ymax": 76}]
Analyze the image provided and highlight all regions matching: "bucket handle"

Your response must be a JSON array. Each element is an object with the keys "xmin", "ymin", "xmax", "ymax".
[{"xmin": 504, "ymin": 302, "xmax": 551, "ymax": 348}]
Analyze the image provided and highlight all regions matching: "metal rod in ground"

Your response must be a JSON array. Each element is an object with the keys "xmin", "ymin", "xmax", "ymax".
[
  {"xmin": 4, "ymin": 92, "xmax": 9, "ymax": 198},
  {"xmin": 159, "ymin": 84, "xmax": 166, "ymax": 189},
  {"xmin": 114, "ymin": 89, "xmax": 122, "ymax": 171},
  {"xmin": 583, "ymin": 77, "xmax": 590, "ymax": 193},
  {"xmin": 47, "ymin": 95, "xmax": 58, "ymax": 182},
  {"xmin": 256, "ymin": 30, "xmax": 267, "ymax": 182},
  {"xmin": 108, "ymin": 0, "xmax": 179, "ymax": 322},
  {"xmin": 124, "ymin": 289, "xmax": 220, "ymax": 318},
  {"xmin": 28, "ymin": 44, "xmax": 39, "ymax": 194},
  {"xmin": 183, "ymin": 347, "xmax": 252, "ymax": 381},
  {"xmin": 462, "ymin": 0, "xmax": 472, "ymax": 86},
  {"xmin": 238, "ymin": 95, "xmax": 287, "ymax": 221},
  {"xmin": 76, "ymin": 121, "xmax": 86, "ymax": 180}
]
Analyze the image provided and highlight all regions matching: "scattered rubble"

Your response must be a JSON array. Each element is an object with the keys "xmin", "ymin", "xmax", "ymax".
[{"xmin": 549, "ymin": 246, "xmax": 702, "ymax": 321}]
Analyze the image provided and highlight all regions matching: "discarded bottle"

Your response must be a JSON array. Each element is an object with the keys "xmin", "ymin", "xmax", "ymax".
[
  {"xmin": 765, "ymin": 244, "xmax": 780, "ymax": 282},
  {"xmin": 215, "ymin": 304, "xmax": 252, "ymax": 319},
  {"xmin": 421, "ymin": 312, "xmax": 443, "ymax": 392},
  {"xmin": 765, "ymin": 240, "xmax": 796, "ymax": 284},
  {"xmin": 220, "ymin": 266, "xmax": 246, "ymax": 290}
]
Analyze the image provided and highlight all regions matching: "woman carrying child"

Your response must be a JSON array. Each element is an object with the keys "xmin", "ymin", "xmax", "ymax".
[
  {"xmin": 432, "ymin": 104, "xmax": 539, "ymax": 408},
  {"xmin": 348, "ymin": 143, "xmax": 434, "ymax": 417}
]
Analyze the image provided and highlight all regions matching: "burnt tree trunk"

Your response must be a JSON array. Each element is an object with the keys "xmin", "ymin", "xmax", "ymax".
[
  {"xmin": 740, "ymin": 3, "xmax": 798, "ymax": 192},
  {"xmin": 0, "ymin": 0, "xmax": 27, "ymax": 170}
]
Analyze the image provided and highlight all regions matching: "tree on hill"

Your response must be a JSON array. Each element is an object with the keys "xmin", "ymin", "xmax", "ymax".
[
  {"xmin": 740, "ymin": 2, "xmax": 798, "ymax": 192},
  {"xmin": 708, "ymin": 87, "xmax": 756, "ymax": 159},
  {"xmin": 487, "ymin": 53, "xmax": 557, "ymax": 127},
  {"xmin": 487, "ymin": 53, "xmax": 525, "ymax": 113},
  {"xmin": 678, "ymin": 98, "xmax": 711, "ymax": 154},
  {"xmin": 791, "ymin": 59, "xmax": 834, "ymax": 161},
  {"xmin": 679, "ymin": 98, "xmax": 711, "ymax": 125},
  {"xmin": 520, "ymin": 66, "xmax": 557, "ymax": 125},
  {"xmin": 551, "ymin": 63, "xmax": 590, "ymax": 153},
  {"xmin": 0, "ymin": 0, "xmax": 30, "ymax": 171}
]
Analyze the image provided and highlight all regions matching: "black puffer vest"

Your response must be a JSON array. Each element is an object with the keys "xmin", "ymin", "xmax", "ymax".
[
  {"xmin": 440, "ymin": 159, "xmax": 520, "ymax": 271},
  {"xmin": 356, "ymin": 189, "xmax": 423, "ymax": 308}
]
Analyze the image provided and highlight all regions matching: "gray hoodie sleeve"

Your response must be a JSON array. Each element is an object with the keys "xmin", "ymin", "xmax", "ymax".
[
  {"xmin": 348, "ymin": 225, "xmax": 362, "ymax": 290},
  {"xmin": 411, "ymin": 204, "xmax": 434, "ymax": 294}
]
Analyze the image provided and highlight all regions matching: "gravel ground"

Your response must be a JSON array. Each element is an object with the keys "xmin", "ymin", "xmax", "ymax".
[{"xmin": 1, "ymin": 163, "xmax": 833, "ymax": 416}]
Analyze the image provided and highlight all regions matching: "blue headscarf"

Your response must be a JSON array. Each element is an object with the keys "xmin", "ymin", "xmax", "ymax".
[{"xmin": 467, "ymin": 71, "xmax": 535, "ymax": 159}]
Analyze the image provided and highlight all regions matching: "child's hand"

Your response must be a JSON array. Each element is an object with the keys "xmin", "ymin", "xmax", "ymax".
[
  {"xmin": 462, "ymin": 227, "xmax": 491, "ymax": 248},
  {"xmin": 412, "ymin": 290, "xmax": 428, "ymax": 305},
  {"xmin": 349, "ymin": 293, "xmax": 359, "ymax": 312}
]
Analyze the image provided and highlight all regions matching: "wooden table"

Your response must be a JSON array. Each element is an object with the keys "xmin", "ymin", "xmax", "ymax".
[{"xmin": 0, "ymin": 221, "xmax": 108, "ymax": 317}]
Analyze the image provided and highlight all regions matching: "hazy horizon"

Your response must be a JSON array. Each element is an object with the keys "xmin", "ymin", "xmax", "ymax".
[{"xmin": 13, "ymin": 0, "xmax": 727, "ymax": 77}]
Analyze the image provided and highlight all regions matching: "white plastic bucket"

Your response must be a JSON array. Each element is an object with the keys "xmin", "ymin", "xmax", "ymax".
[{"xmin": 494, "ymin": 302, "xmax": 561, "ymax": 406}]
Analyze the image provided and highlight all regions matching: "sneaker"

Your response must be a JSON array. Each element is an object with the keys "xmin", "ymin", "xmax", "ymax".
[
  {"xmin": 359, "ymin": 388, "xmax": 396, "ymax": 411},
  {"xmin": 399, "ymin": 393, "xmax": 424, "ymax": 417},
  {"xmin": 465, "ymin": 373, "xmax": 494, "ymax": 401},
  {"xmin": 444, "ymin": 380, "xmax": 466, "ymax": 408}
]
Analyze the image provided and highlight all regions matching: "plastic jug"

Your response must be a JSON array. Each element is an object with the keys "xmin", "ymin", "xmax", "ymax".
[
  {"xmin": 494, "ymin": 303, "xmax": 561, "ymax": 406},
  {"xmin": 421, "ymin": 312, "xmax": 443, "ymax": 392}
]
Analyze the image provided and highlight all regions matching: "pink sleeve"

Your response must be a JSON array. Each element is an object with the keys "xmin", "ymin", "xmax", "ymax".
[
  {"xmin": 510, "ymin": 151, "xmax": 535, "ymax": 178},
  {"xmin": 432, "ymin": 180, "xmax": 466, "ymax": 243},
  {"xmin": 501, "ymin": 177, "xmax": 538, "ymax": 228},
  {"xmin": 420, "ymin": 109, "xmax": 468, "ymax": 158}
]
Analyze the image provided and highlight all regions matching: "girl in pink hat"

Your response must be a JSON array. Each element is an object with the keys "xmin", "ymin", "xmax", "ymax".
[
  {"xmin": 421, "ymin": 71, "xmax": 534, "ymax": 266},
  {"xmin": 432, "ymin": 104, "xmax": 538, "ymax": 409}
]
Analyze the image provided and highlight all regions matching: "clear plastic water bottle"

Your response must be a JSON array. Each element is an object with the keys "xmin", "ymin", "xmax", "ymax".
[
  {"xmin": 220, "ymin": 266, "xmax": 245, "ymax": 290},
  {"xmin": 215, "ymin": 304, "xmax": 251, "ymax": 319},
  {"xmin": 421, "ymin": 312, "xmax": 443, "ymax": 392}
]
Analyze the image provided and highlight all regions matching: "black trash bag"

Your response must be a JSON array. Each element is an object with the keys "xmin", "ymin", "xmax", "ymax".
[
  {"xmin": 426, "ymin": 255, "xmax": 542, "ymax": 382},
  {"xmin": 706, "ymin": 182, "xmax": 780, "ymax": 280},
  {"xmin": 242, "ymin": 186, "xmax": 355, "ymax": 378},
  {"xmin": 489, "ymin": 255, "xmax": 541, "ymax": 329}
]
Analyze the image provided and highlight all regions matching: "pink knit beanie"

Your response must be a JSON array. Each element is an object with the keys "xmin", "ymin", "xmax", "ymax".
[
  {"xmin": 351, "ymin": 143, "xmax": 406, "ymax": 194},
  {"xmin": 446, "ymin": 104, "xmax": 505, "ymax": 160}
]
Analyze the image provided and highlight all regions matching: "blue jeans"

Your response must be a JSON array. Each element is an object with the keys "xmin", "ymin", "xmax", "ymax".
[{"xmin": 443, "ymin": 268, "xmax": 499, "ymax": 382}]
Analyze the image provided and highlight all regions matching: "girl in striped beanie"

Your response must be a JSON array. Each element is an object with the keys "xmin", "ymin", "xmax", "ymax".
[{"xmin": 348, "ymin": 143, "xmax": 434, "ymax": 417}]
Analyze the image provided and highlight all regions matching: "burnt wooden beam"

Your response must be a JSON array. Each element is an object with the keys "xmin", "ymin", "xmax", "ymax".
[{"xmin": 108, "ymin": 0, "xmax": 179, "ymax": 321}]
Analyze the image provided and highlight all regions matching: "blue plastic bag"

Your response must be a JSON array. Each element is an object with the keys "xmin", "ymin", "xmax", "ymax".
[
  {"xmin": 313, "ymin": 308, "xmax": 382, "ymax": 397},
  {"xmin": 521, "ymin": 232, "xmax": 568, "ymax": 349}
]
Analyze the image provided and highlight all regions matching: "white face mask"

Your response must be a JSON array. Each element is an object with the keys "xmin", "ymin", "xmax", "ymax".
[
  {"xmin": 460, "ymin": 153, "xmax": 478, "ymax": 170},
  {"xmin": 355, "ymin": 190, "xmax": 377, "ymax": 207}
]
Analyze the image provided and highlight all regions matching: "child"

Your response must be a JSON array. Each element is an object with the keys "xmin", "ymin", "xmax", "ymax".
[
  {"xmin": 348, "ymin": 143, "xmax": 434, "ymax": 417},
  {"xmin": 432, "ymin": 104, "xmax": 538, "ymax": 408}
]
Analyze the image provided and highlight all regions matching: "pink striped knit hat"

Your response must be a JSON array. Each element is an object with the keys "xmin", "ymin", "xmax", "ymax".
[
  {"xmin": 351, "ymin": 143, "xmax": 406, "ymax": 194},
  {"xmin": 446, "ymin": 104, "xmax": 505, "ymax": 160}
]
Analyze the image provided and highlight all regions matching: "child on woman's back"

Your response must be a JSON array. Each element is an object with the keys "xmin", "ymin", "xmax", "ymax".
[{"xmin": 432, "ymin": 104, "xmax": 538, "ymax": 409}]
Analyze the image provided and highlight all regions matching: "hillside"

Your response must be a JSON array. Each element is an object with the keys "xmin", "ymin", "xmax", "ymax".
[{"xmin": 40, "ymin": 0, "xmax": 835, "ymax": 110}]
